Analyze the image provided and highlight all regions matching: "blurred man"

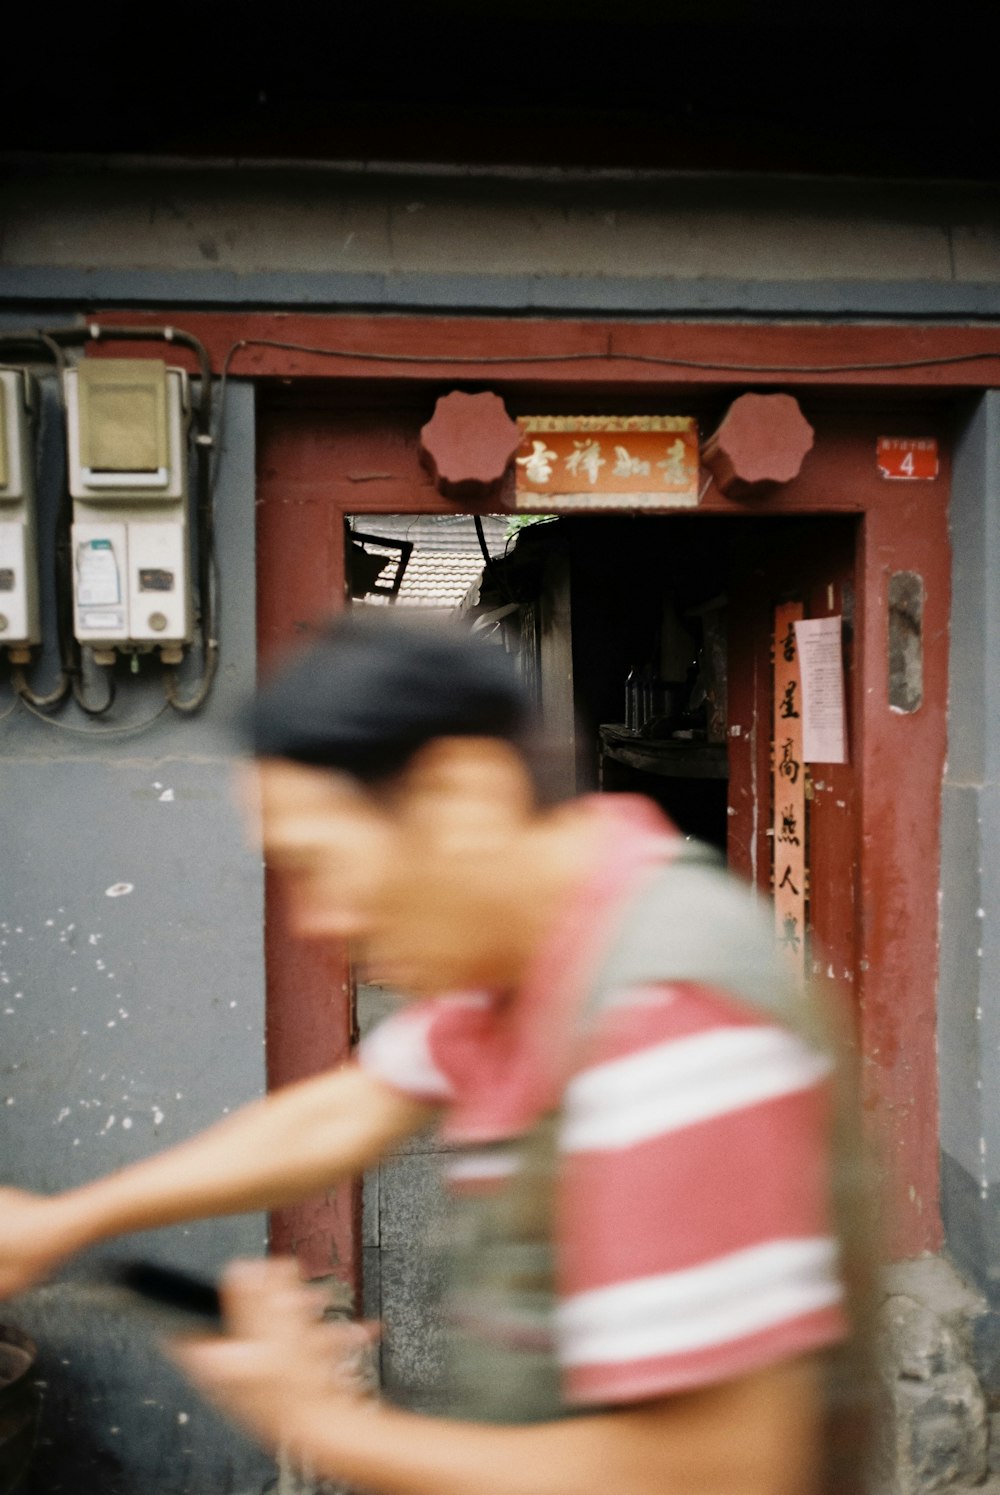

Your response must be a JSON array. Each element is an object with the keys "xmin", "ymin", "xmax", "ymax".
[{"xmin": 0, "ymin": 613, "xmax": 860, "ymax": 1495}]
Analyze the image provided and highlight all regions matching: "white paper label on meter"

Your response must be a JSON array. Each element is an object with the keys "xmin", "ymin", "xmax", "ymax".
[
  {"xmin": 82, "ymin": 611, "xmax": 125, "ymax": 631},
  {"xmin": 77, "ymin": 538, "xmax": 122, "ymax": 606}
]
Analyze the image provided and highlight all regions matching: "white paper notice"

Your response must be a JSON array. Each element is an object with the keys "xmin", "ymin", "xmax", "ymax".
[{"xmin": 794, "ymin": 616, "xmax": 847, "ymax": 764}]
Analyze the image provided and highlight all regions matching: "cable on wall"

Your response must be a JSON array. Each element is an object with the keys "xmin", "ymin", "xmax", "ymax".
[{"xmin": 212, "ymin": 335, "xmax": 1000, "ymax": 379}]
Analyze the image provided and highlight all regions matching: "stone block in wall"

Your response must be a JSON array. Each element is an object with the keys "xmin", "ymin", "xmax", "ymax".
[
  {"xmin": 885, "ymin": 1369, "xmax": 988, "ymax": 1493},
  {"xmin": 879, "ymin": 1295, "xmax": 963, "ymax": 1381},
  {"xmin": 875, "ymin": 1270, "xmax": 991, "ymax": 1495}
]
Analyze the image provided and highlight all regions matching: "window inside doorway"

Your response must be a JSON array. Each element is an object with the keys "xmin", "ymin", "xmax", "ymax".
[{"xmin": 346, "ymin": 513, "xmax": 508, "ymax": 613}]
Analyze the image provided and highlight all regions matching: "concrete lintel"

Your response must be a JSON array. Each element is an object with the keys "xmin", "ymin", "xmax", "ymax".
[{"xmin": 4, "ymin": 266, "xmax": 1000, "ymax": 319}]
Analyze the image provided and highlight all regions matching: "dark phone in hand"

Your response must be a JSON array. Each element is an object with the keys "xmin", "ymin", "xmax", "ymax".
[{"xmin": 100, "ymin": 1259, "xmax": 223, "ymax": 1327}]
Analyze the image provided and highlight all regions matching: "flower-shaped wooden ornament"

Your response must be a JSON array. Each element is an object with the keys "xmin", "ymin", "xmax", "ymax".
[
  {"xmin": 701, "ymin": 393, "xmax": 815, "ymax": 500},
  {"xmin": 419, "ymin": 391, "xmax": 523, "ymax": 504}
]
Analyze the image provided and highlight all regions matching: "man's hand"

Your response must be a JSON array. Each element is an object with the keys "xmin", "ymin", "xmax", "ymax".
[
  {"xmin": 171, "ymin": 1258, "xmax": 377, "ymax": 1452},
  {"xmin": 0, "ymin": 1187, "xmax": 84, "ymax": 1296},
  {"xmin": 168, "ymin": 1257, "xmax": 824, "ymax": 1495},
  {"xmin": 0, "ymin": 1066, "xmax": 433, "ymax": 1298}
]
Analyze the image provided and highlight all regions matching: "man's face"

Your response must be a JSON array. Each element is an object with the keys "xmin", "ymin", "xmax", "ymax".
[{"xmin": 250, "ymin": 756, "xmax": 505, "ymax": 996}]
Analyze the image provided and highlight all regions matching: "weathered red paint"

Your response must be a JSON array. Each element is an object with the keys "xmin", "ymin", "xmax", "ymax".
[
  {"xmin": 419, "ymin": 390, "xmax": 522, "ymax": 503},
  {"xmin": 91, "ymin": 311, "xmax": 1000, "ymax": 389},
  {"xmin": 91, "ymin": 311, "xmax": 966, "ymax": 1281},
  {"xmin": 701, "ymin": 392, "xmax": 814, "ymax": 498},
  {"xmin": 255, "ymin": 435, "xmax": 355, "ymax": 1283}
]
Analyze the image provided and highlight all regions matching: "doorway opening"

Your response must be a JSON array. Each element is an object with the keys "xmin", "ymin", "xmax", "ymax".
[
  {"xmin": 346, "ymin": 504, "xmax": 860, "ymax": 1407},
  {"xmin": 346, "ymin": 510, "xmax": 859, "ymax": 869}
]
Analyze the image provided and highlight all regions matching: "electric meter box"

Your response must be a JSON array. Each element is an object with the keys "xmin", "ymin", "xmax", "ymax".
[
  {"xmin": 0, "ymin": 367, "xmax": 41, "ymax": 652},
  {"xmin": 65, "ymin": 361, "xmax": 194, "ymax": 650}
]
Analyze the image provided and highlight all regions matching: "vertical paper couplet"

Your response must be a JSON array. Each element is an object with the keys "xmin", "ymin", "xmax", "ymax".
[{"xmin": 773, "ymin": 603, "xmax": 807, "ymax": 974}]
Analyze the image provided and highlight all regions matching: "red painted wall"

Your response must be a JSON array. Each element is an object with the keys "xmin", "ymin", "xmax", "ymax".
[{"xmin": 94, "ymin": 312, "xmax": 967, "ymax": 1283}]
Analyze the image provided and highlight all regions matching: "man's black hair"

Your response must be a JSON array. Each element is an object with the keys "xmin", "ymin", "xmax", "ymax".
[{"xmin": 246, "ymin": 610, "xmax": 532, "ymax": 783}]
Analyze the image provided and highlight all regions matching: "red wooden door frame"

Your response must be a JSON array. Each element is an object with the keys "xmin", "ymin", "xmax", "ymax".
[{"xmin": 94, "ymin": 310, "xmax": 974, "ymax": 1293}]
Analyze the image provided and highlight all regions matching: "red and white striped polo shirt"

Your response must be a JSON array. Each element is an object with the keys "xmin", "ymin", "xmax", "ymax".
[{"xmin": 359, "ymin": 796, "xmax": 847, "ymax": 1407}]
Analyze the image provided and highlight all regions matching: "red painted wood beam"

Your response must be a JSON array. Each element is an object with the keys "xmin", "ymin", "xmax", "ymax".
[{"xmin": 91, "ymin": 312, "xmax": 1000, "ymax": 390}]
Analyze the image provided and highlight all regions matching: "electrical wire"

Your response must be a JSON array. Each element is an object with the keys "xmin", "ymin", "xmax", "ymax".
[
  {"xmin": 212, "ymin": 335, "xmax": 1000, "ymax": 379},
  {"xmin": 13, "ymin": 695, "xmax": 169, "ymax": 736},
  {"xmin": 0, "ymin": 353, "xmax": 74, "ymax": 710},
  {"xmin": 0, "ymin": 330, "xmax": 66, "ymax": 372},
  {"xmin": 11, "ymin": 667, "xmax": 70, "ymax": 709},
  {"xmin": 71, "ymin": 665, "xmax": 116, "ymax": 716}
]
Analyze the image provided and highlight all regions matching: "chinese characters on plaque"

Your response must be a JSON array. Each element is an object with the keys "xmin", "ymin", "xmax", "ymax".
[
  {"xmin": 773, "ymin": 603, "xmax": 807, "ymax": 974},
  {"xmin": 515, "ymin": 416, "xmax": 700, "ymax": 511}
]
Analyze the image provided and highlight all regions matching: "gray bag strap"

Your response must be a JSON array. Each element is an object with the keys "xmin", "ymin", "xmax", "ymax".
[{"xmin": 578, "ymin": 837, "xmax": 828, "ymax": 1055}]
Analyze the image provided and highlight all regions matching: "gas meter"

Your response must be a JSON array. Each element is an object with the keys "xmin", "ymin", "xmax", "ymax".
[
  {"xmin": 65, "ymin": 358, "xmax": 193, "ymax": 662},
  {"xmin": 0, "ymin": 368, "xmax": 41, "ymax": 662}
]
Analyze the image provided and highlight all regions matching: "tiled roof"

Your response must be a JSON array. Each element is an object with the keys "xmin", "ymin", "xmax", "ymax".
[
  {"xmin": 397, "ymin": 549, "xmax": 488, "ymax": 608},
  {"xmin": 350, "ymin": 514, "xmax": 508, "ymax": 611},
  {"xmin": 351, "ymin": 513, "xmax": 507, "ymax": 554}
]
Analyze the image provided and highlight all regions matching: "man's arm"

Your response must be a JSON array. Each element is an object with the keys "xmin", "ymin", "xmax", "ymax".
[
  {"xmin": 176, "ymin": 1260, "xmax": 823, "ymax": 1495},
  {"xmin": 0, "ymin": 1066, "xmax": 433, "ymax": 1296},
  {"xmin": 285, "ymin": 1365, "xmax": 820, "ymax": 1495}
]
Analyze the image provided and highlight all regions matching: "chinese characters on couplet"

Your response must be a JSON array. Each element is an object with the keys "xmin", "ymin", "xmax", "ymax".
[
  {"xmin": 778, "ymin": 738, "xmax": 801, "ymax": 785},
  {"xmin": 773, "ymin": 602, "xmax": 807, "ymax": 976},
  {"xmin": 780, "ymin": 680, "xmax": 800, "ymax": 721},
  {"xmin": 781, "ymin": 623, "xmax": 796, "ymax": 663},
  {"xmin": 514, "ymin": 416, "xmax": 700, "ymax": 511},
  {"xmin": 778, "ymin": 805, "xmax": 801, "ymax": 847},
  {"xmin": 779, "ymin": 914, "xmax": 802, "ymax": 953}
]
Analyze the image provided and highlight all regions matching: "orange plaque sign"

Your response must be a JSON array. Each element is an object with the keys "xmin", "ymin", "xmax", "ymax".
[
  {"xmin": 773, "ymin": 602, "xmax": 807, "ymax": 975},
  {"xmin": 515, "ymin": 415, "xmax": 699, "ymax": 511},
  {"xmin": 876, "ymin": 437, "xmax": 939, "ymax": 481}
]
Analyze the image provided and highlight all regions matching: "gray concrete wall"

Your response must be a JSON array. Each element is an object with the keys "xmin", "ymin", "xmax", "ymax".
[
  {"xmin": 0, "ymin": 378, "xmax": 275, "ymax": 1494},
  {"xmin": 1, "ymin": 162, "xmax": 1000, "ymax": 315},
  {"xmin": 939, "ymin": 391, "xmax": 1000, "ymax": 1312}
]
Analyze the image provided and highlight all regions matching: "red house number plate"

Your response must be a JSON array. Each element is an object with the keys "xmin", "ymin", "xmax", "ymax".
[{"xmin": 877, "ymin": 437, "xmax": 939, "ymax": 480}]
